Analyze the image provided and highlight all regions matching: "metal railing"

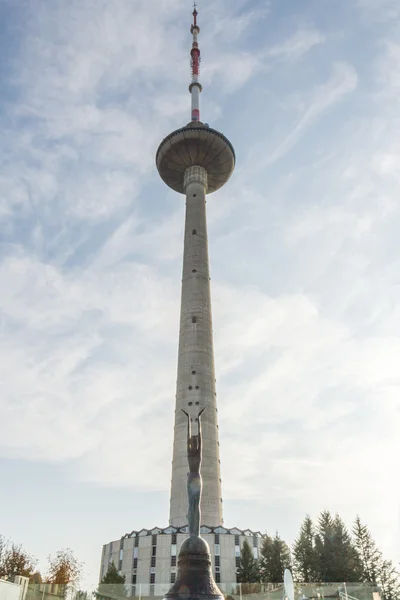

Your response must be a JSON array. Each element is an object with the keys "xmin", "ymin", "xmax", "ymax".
[{"xmin": 25, "ymin": 581, "xmax": 380, "ymax": 600}]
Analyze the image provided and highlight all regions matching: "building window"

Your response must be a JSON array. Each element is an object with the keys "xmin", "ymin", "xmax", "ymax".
[
  {"xmin": 253, "ymin": 547, "xmax": 258, "ymax": 559},
  {"xmin": 133, "ymin": 547, "xmax": 138, "ymax": 559},
  {"xmin": 215, "ymin": 556, "xmax": 220, "ymax": 567},
  {"xmin": 131, "ymin": 586, "xmax": 136, "ymax": 597},
  {"xmin": 151, "ymin": 556, "xmax": 156, "ymax": 568},
  {"xmin": 235, "ymin": 546, "xmax": 240, "ymax": 558},
  {"xmin": 171, "ymin": 556, "xmax": 177, "ymax": 567},
  {"xmin": 150, "ymin": 573, "xmax": 155, "ymax": 584},
  {"xmin": 150, "ymin": 585, "xmax": 155, "ymax": 596},
  {"xmin": 215, "ymin": 572, "xmax": 221, "ymax": 583},
  {"xmin": 192, "ymin": 371, "xmax": 196, "ymax": 375},
  {"xmin": 119, "ymin": 549, "xmax": 124, "ymax": 560},
  {"xmin": 188, "ymin": 386, "xmax": 193, "ymax": 390},
  {"xmin": 172, "ymin": 534, "xmax": 177, "ymax": 545},
  {"xmin": 118, "ymin": 560, "xmax": 122, "ymax": 570},
  {"xmin": 171, "ymin": 573, "xmax": 176, "ymax": 584},
  {"xmin": 195, "ymin": 385, "xmax": 199, "ymax": 389},
  {"xmin": 152, "ymin": 546, "xmax": 156, "ymax": 557},
  {"xmin": 192, "ymin": 269, "xmax": 197, "ymax": 273},
  {"xmin": 132, "ymin": 575, "xmax": 137, "ymax": 585},
  {"xmin": 253, "ymin": 535, "xmax": 258, "ymax": 547},
  {"xmin": 134, "ymin": 536, "xmax": 139, "ymax": 548},
  {"xmin": 214, "ymin": 544, "xmax": 220, "ymax": 556},
  {"xmin": 192, "ymin": 316, "xmax": 197, "ymax": 323},
  {"xmin": 192, "ymin": 229, "xmax": 197, "ymax": 234},
  {"xmin": 120, "ymin": 539, "xmax": 124, "ymax": 550},
  {"xmin": 133, "ymin": 558, "xmax": 138, "ymax": 569},
  {"xmin": 235, "ymin": 557, "xmax": 240, "ymax": 568},
  {"xmin": 171, "ymin": 544, "xmax": 177, "ymax": 556},
  {"xmin": 234, "ymin": 535, "xmax": 240, "ymax": 546},
  {"xmin": 152, "ymin": 534, "xmax": 157, "ymax": 546}
]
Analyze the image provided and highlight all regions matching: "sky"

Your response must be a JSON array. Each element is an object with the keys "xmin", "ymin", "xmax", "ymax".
[{"xmin": 0, "ymin": 0, "xmax": 400, "ymax": 590}]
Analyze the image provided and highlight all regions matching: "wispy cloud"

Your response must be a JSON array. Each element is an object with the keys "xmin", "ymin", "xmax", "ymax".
[
  {"xmin": 266, "ymin": 28, "xmax": 325, "ymax": 62},
  {"xmin": 264, "ymin": 62, "xmax": 358, "ymax": 165},
  {"xmin": 1, "ymin": 0, "xmax": 400, "ymax": 585}
]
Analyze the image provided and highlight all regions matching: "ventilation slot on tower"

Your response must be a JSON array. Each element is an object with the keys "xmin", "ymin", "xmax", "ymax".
[{"xmin": 192, "ymin": 316, "xmax": 197, "ymax": 323}]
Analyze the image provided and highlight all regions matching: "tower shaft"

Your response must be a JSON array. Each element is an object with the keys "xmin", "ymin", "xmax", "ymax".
[{"xmin": 169, "ymin": 166, "xmax": 223, "ymax": 527}]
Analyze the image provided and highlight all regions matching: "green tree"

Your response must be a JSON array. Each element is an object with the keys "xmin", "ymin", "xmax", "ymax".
[
  {"xmin": 314, "ymin": 511, "xmax": 362, "ymax": 582},
  {"xmin": 352, "ymin": 516, "xmax": 381, "ymax": 584},
  {"xmin": 237, "ymin": 540, "xmax": 260, "ymax": 583},
  {"xmin": 293, "ymin": 515, "xmax": 319, "ymax": 582},
  {"xmin": 377, "ymin": 560, "xmax": 400, "ymax": 600},
  {"xmin": 260, "ymin": 532, "xmax": 291, "ymax": 583},
  {"xmin": 331, "ymin": 514, "xmax": 362, "ymax": 581},
  {"xmin": 314, "ymin": 510, "xmax": 335, "ymax": 582},
  {"xmin": 95, "ymin": 562, "xmax": 127, "ymax": 600}
]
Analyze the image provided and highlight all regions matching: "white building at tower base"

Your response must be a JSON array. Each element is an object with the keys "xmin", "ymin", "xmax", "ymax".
[{"xmin": 100, "ymin": 525, "xmax": 262, "ymax": 597}]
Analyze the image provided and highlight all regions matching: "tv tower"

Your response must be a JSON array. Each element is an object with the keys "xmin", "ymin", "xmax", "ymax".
[
  {"xmin": 157, "ymin": 5, "xmax": 235, "ymax": 528},
  {"xmin": 99, "ymin": 9, "xmax": 263, "ymax": 591}
]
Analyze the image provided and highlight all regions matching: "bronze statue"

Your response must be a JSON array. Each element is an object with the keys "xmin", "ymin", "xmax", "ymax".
[
  {"xmin": 182, "ymin": 407, "xmax": 206, "ymax": 537},
  {"xmin": 165, "ymin": 405, "xmax": 223, "ymax": 600}
]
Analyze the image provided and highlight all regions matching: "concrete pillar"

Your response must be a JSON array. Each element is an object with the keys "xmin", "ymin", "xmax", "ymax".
[{"xmin": 169, "ymin": 165, "xmax": 223, "ymax": 527}]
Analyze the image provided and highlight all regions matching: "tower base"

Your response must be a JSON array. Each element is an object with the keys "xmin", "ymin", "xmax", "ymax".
[{"xmin": 164, "ymin": 536, "xmax": 223, "ymax": 600}]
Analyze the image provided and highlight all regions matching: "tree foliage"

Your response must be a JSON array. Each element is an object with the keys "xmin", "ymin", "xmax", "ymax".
[
  {"xmin": 237, "ymin": 540, "xmax": 260, "ymax": 583},
  {"xmin": 293, "ymin": 515, "xmax": 318, "ymax": 582},
  {"xmin": 352, "ymin": 516, "xmax": 382, "ymax": 584},
  {"xmin": 95, "ymin": 561, "xmax": 127, "ymax": 600},
  {"xmin": 376, "ymin": 560, "xmax": 400, "ymax": 600},
  {"xmin": 260, "ymin": 532, "xmax": 291, "ymax": 583},
  {"xmin": 313, "ymin": 511, "xmax": 361, "ymax": 582},
  {"xmin": 0, "ymin": 536, "xmax": 37, "ymax": 581},
  {"xmin": 47, "ymin": 548, "xmax": 83, "ymax": 587}
]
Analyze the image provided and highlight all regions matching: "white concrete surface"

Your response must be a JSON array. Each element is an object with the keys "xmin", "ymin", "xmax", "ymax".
[
  {"xmin": 169, "ymin": 165, "xmax": 223, "ymax": 528},
  {"xmin": 0, "ymin": 579, "xmax": 23, "ymax": 600}
]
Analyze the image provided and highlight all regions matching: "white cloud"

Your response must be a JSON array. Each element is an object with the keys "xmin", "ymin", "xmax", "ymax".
[
  {"xmin": 1, "ymin": 0, "xmax": 400, "ymax": 584},
  {"xmin": 266, "ymin": 28, "xmax": 325, "ymax": 62},
  {"xmin": 264, "ymin": 62, "xmax": 358, "ymax": 165}
]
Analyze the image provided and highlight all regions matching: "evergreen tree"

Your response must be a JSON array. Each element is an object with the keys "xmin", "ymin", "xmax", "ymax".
[
  {"xmin": 314, "ymin": 511, "xmax": 335, "ymax": 582},
  {"xmin": 315, "ymin": 511, "xmax": 362, "ymax": 582},
  {"xmin": 332, "ymin": 515, "xmax": 362, "ymax": 582},
  {"xmin": 95, "ymin": 562, "xmax": 127, "ymax": 600},
  {"xmin": 352, "ymin": 517, "xmax": 381, "ymax": 584},
  {"xmin": 377, "ymin": 560, "xmax": 400, "ymax": 600},
  {"xmin": 260, "ymin": 532, "xmax": 291, "ymax": 583},
  {"xmin": 293, "ymin": 515, "xmax": 318, "ymax": 582},
  {"xmin": 237, "ymin": 540, "xmax": 260, "ymax": 583}
]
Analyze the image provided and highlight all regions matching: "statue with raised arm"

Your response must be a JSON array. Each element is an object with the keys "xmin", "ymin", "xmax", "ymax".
[
  {"xmin": 165, "ymin": 405, "xmax": 223, "ymax": 600},
  {"xmin": 182, "ymin": 407, "xmax": 206, "ymax": 537}
]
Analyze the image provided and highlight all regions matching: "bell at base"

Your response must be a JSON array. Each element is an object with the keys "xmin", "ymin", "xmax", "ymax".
[{"xmin": 164, "ymin": 535, "xmax": 223, "ymax": 600}]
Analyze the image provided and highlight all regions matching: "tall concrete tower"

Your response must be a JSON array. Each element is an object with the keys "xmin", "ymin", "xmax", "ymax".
[
  {"xmin": 156, "ymin": 5, "xmax": 235, "ymax": 529},
  {"xmin": 100, "ymin": 10, "xmax": 263, "ymax": 589}
]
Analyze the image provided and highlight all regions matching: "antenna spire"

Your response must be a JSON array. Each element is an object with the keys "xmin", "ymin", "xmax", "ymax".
[{"xmin": 189, "ymin": 4, "xmax": 202, "ymax": 122}]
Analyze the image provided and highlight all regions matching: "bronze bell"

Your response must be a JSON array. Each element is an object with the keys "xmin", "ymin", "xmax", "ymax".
[{"xmin": 165, "ymin": 536, "xmax": 223, "ymax": 600}]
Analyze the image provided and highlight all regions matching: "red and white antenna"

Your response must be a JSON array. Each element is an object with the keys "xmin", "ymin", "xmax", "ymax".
[{"xmin": 189, "ymin": 3, "xmax": 202, "ymax": 122}]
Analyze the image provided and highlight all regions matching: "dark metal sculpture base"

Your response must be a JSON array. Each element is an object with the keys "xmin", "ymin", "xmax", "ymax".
[{"xmin": 164, "ymin": 536, "xmax": 223, "ymax": 600}]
